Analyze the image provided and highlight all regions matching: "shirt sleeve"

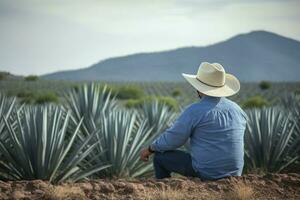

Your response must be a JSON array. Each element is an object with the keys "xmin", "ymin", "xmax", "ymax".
[{"xmin": 150, "ymin": 107, "xmax": 195, "ymax": 152}]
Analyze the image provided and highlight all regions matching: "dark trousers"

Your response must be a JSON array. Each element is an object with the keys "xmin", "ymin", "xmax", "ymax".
[{"xmin": 153, "ymin": 150, "xmax": 199, "ymax": 179}]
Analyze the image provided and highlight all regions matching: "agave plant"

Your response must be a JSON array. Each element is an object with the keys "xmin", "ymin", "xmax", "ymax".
[
  {"xmin": 64, "ymin": 83, "xmax": 118, "ymax": 137},
  {"xmin": 63, "ymin": 83, "xmax": 119, "ymax": 176},
  {"xmin": 279, "ymin": 94, "xmax": 300, "ymax": 171},
  {"xmin": 98, "ymin": 109, "xmax": 155, "ymax": 178},
  {"xmin": 137, "ymin": 100, "xmax": 177, "ymax": 136},
  {"xmin": 244, "ymin": 107, "xmax": 300, "ymax": 173},
  {"xmin": 0, "ymin": 105, "xmax": 109, "ymax": 183},
  {"xmin": 280, "ymin": 94, "xmax": 300, "ymax": 130},
  {"xmin": 65, "ymin": 84, "xmax": 173, "ymax": 178}
]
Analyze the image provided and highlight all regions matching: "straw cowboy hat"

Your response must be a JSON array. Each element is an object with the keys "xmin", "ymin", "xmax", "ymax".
[{"xmin": 182, "ymin": 62, "xmax": 240, "ymax": 97}]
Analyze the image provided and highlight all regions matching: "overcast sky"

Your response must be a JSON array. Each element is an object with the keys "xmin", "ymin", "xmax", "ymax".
[{"xmin": 0, "ymin": 0, "xmax": 300, "ymax": 75}]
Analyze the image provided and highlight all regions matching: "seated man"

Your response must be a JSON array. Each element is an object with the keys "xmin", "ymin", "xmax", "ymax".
[{"xmin": 140, "ymin": 62, "xmax": 247, "ymax": 180}]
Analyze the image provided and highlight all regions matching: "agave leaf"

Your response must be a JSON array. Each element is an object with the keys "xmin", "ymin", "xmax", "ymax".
[
  {"xmin": 72, "ymin": 164, "xmax": 111, "ymax": 182},
  {"xmin": 49, "ymin": 116, "xmax": 83, "ymax": 181}
]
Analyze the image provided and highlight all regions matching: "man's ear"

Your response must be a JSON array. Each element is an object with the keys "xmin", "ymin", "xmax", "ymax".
[{"xmin": 196, "ymin": 90, "xmax": 202, "ymax": 99}]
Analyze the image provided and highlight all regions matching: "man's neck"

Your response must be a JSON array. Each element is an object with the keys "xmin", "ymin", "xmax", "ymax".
[{"xmin": 201, "ymin": 95, "xmax": 222, "ymax": 102}]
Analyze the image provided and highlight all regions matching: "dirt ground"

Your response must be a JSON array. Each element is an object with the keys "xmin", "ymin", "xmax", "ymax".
[{"xmin": 0, "ymin": 173, "xmax": 299, "ymax": 200}]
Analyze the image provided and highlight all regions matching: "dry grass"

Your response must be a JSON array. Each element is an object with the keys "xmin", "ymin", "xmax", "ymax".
[
  {"xmin": 43, "ymin": 185, "xmax": 86, "ymax": 200},
  {"xmin": 144, "ymin": 187, "xmax": 216, "ymax": 200},
  {"xmin": 147, "ymin": 189, "xmax": 186, "ymax": 200},
  {"xmin": 224, "ymin": 182, "xmax": 254, "ymax": 200}
]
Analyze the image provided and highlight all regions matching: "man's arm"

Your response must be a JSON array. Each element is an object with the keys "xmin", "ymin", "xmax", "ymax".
[{"xmin": 150, "ymin": 107, "xmax": 194, "ymax": 152}]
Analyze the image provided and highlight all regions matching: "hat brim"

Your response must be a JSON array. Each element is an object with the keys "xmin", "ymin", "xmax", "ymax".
[{"xmin": 182, "ymin": 73, "xmax": 240, "ymax": 97}]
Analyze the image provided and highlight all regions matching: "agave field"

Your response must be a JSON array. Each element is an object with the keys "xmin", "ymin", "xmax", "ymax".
[
  {"xmin": 0, "ymin": 80, "xmax": 299, "ymax": 185},
  {"xmin": 0, "ymin": 79, "xmax": 299, "ymax": 107},
  {"xmin": 0, "ymin": 84, "xmax": 177, "ymax": 183}
]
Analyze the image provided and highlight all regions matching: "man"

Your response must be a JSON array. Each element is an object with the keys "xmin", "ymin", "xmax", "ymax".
[{"xmin": 140, "ymin": 62, "xmax": 247, "ymax": 180}]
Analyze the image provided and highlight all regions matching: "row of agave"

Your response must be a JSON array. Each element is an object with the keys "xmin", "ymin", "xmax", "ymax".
[
  {"xmin": 0, "ymin": 84, "xmax": 299, "ymax": 183},
  {"xmin": 0, "ymin": 84, "xmax": 176, "ymax": 183}
]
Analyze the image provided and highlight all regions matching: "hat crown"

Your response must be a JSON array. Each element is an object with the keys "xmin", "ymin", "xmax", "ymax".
[{"xmin": 196, "ymin": 62, "xmax": 225, "ymax": 87}]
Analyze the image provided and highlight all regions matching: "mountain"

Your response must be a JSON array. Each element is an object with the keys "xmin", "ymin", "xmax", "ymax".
[{"xmin": 43, "ymin": 31, "xmax": 300, "ymax": 82}]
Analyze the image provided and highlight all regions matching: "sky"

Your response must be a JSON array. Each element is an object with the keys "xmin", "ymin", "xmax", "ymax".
[{"xmin": 0, "ymin": 0, "xmax": 300, "ymax": 75}]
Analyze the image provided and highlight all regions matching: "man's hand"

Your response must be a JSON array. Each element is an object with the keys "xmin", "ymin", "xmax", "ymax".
[{"xmin": 140, "ymin": 148, "xmax": 153, "ymax": 162}]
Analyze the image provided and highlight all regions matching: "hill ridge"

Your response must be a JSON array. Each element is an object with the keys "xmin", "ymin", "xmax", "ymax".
[{"xmin": 43, "ymin": 30, "xmax": 300, "ymax": 82}]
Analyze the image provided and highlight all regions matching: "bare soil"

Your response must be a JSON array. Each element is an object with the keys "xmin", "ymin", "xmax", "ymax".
[{"xmin": 0, "ymin": 173, "xmax": 299, "ymax": 200}]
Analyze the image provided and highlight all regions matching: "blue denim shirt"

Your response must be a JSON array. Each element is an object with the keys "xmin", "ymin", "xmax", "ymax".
[{"xmin": 151, "ymin": 96, "xmax": 247, "ymax": 180}]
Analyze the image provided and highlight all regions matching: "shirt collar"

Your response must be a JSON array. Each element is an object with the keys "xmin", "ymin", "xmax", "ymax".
[{"xmin": 200, "ymin": 95, "xmax": 222, "ymax": 103}]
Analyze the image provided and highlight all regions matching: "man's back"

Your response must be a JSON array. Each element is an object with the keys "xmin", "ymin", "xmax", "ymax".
[{"xmin": 188, "ymin": 96, "xmax": 247, "ymax": 180}]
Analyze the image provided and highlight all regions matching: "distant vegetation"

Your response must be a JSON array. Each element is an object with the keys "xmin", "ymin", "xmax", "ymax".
[
  {"xmin": 0, "ymin": 72, "xmax": 9, "ymax": 81},
  {"xmin": 115, "ymin": 85, "xmax": 144, "ymax": 99},
  {"xmin": 0, "ymin": 79, "xmax": 299, "ymax": 108},
  {"xmin": 17, "ymin": 90, "xmax": 58, "ymax": 104},
  {"xmin": 25, "ymin": 75, "xmax": 39, "ymax": 81},
  {"xmin": 17, "ymin": 91, "xmax": 36, "ymax": 104},
  {"xmin": 171, "ymin": 88, "xmax": 182, "ymax": 97},
  {"xmin": 125, "ymin": 96, "xmax": 179, "ymax": 111},
  {"xmin": 259, "ymin": 81, "xmax": 271, "ymax": 90},
  {"xmin": 241, "ymin": 95, "xmax": 269, "ymax": 109},
  {"xmin": 35, "ymin": 91, "xmax": 59, "ymax": 104}
]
